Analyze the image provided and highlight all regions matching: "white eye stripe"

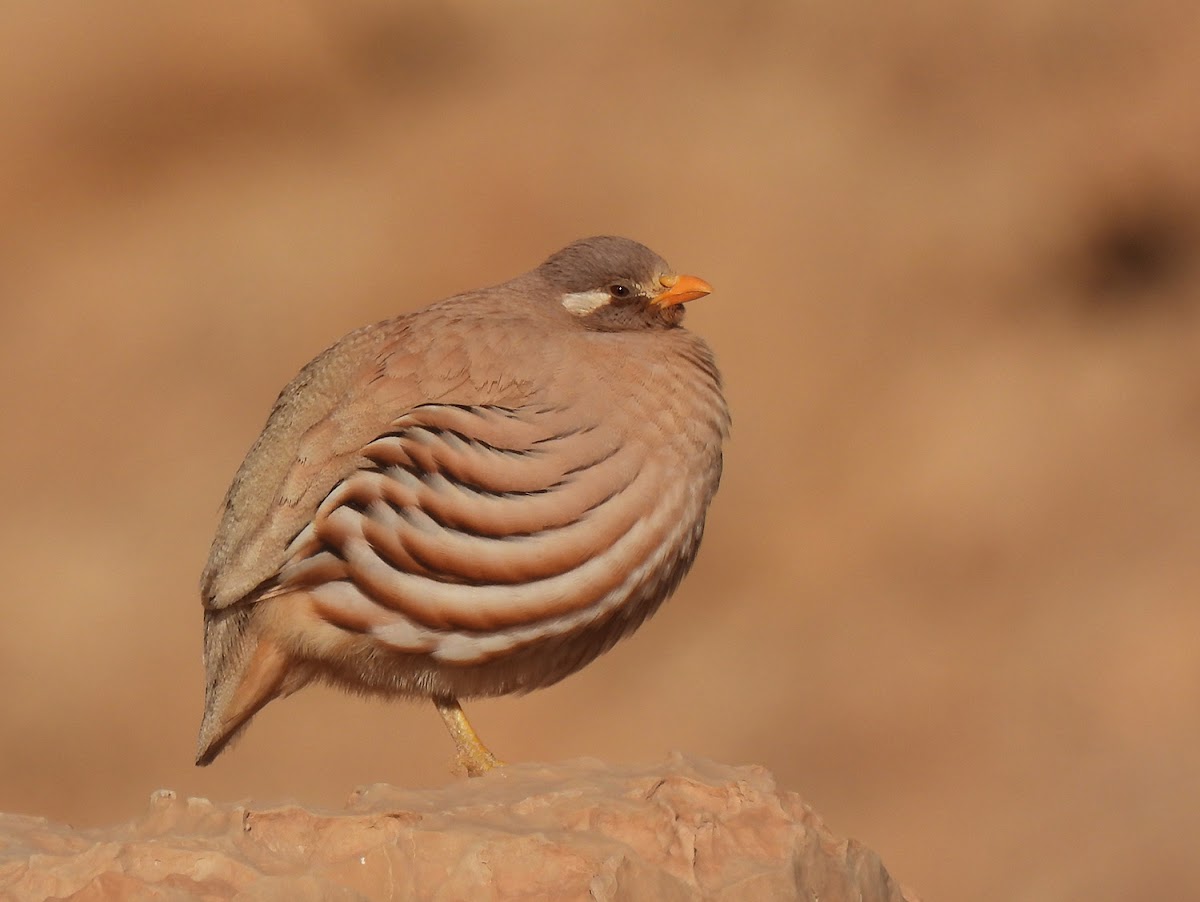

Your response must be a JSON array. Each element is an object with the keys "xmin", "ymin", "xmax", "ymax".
[{"xmin": 560, "ymin": 289, "xmax": 612, "ymax": 316}]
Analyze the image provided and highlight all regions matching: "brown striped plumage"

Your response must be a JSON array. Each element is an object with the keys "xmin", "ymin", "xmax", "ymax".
[{"xmin": 196, "ymin": 236, "xmax": 729, "ymax": 773}]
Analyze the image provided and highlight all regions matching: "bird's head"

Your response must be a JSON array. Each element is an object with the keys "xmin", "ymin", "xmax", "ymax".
[{"xmin": 537, "ymin": 236, "xmax": 712, "ymax": 331}]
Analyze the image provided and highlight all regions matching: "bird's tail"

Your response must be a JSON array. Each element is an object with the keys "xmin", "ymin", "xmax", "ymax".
[{"xmin": 195, "ymin": 605, "xmax": 298, "ymax": 766}]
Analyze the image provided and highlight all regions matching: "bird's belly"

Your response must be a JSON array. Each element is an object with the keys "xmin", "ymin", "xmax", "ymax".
[{"xmin": 287, "ymin": 469, "xmax": 713, "ymax": 700}]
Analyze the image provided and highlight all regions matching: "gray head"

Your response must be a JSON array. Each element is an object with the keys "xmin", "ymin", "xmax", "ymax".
[{"xmin": 535, "ymin": 236, "xmax": 712, "ymax": 331}]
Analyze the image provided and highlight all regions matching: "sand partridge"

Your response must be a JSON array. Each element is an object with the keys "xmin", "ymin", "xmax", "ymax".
[{"xmin": 196, "ymin": 236, "xmax": 729, "ymax": 775}]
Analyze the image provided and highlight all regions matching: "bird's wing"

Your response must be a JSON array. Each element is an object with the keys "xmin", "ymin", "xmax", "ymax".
[
  {"xmin": 269, "ymin": 400, "xmax": 678, "ymax": 641},
  {"xmin": 199, "ymin": 310, "xmax": 524, "ymax": 611},
  {"xmin": 200, "ymin": 325, "xmax": 395, "ymax": 609},
  {"xmin": 199, "ymin": 302, "xmax": 674, "ymax": 624}
]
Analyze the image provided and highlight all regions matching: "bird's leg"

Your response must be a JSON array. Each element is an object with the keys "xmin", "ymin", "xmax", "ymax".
[{"xmin": 434, "ymin": 696, "xmax": 504, "ymax": 777}]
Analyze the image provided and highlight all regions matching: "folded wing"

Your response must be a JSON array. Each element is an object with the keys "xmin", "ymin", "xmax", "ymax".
[{"xmin": 275, "ymin": 402, "xmax": 690, "ymax": 661}]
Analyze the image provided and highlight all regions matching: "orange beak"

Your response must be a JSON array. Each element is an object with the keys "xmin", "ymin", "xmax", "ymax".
[{"xmin": 654, "ymin": 273, "xmax": 713, "ymax": 307}]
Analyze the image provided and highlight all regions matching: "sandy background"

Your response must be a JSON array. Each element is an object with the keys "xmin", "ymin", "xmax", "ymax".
[{"xmin": 2, "ymin": 3, "xmax": 1198, "ymax": 900}]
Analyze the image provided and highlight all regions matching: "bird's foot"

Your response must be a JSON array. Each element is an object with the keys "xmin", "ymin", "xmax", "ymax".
[
  {"xmin": 454, "ymin": 744, "xmax": 505, "ymax": 778},
  {"xmin": 434, "ymin": 695, "xmax": 505, "ymax": 778}
]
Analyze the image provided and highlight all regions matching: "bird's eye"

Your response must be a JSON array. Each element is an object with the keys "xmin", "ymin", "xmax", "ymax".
[{"xmin": 609, "ymin": 284, "xmax": 631, "ymax": 298}]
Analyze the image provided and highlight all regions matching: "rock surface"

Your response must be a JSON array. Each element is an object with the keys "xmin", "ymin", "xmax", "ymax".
[{"xmin": 0, "ymin": 755, "xmax": 916, "ymax": 901}]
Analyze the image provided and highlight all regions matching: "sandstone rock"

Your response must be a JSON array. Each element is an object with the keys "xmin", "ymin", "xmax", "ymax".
[{"xmin": 0, "ymin": 755, "xmax": 918, "ymax": 901}]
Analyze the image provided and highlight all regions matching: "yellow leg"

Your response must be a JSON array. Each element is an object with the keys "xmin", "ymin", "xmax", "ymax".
[{"xmin": 434, "ymin": 696, "xmax": 504, "ymax": 777}]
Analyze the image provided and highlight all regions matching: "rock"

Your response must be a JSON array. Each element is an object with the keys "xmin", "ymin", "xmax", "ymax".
[{"xmin": 0, "ymin": 755, "xmax": 918, "ymax": 901}]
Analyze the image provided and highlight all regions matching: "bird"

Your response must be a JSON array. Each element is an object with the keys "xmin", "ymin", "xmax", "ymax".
[{"xmin": 196, "ymin": 235, "xmax": 730, "ymax": 776}]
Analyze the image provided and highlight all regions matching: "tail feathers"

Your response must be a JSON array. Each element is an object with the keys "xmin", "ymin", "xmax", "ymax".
[{"xmin": 195, "ymin": 607, "xmax": 299, "ymax": 766}]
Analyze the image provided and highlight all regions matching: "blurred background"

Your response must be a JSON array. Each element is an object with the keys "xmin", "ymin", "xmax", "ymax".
[{"xmin": 2, "ymin": 2, "xmax": 1199, "ymax": 899}]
